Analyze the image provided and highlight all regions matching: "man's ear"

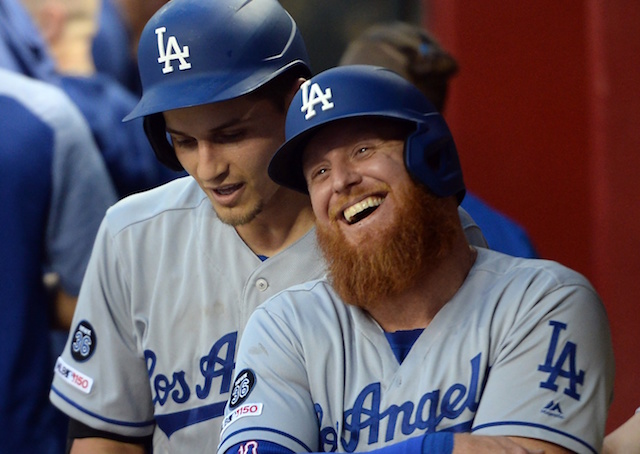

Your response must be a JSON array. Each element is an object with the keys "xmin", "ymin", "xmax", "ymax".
[
  {"xmin": 286, "ymin": 77, "xmax": 307, "ymax": 105},
  {"xmin": 294, "ymin": 77, "xmax": 307, "ymax": 90}
]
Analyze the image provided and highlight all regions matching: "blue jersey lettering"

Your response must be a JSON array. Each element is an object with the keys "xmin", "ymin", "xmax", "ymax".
[
  {"xmin": 319, "ymin": 353, "xmax": 482, "ymax": 451},
  {"xmin": 144, "ymin": 331, "xmax": 239, "ymax": 437},
  {"xmin": 538, "ymin": 321, "xmax": 584, "ymax": 400}
]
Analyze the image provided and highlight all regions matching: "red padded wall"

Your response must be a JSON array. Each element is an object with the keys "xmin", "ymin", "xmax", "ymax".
[{"xmin": 427, "ymin": 0, "xmax": 640, "ymax": 433}]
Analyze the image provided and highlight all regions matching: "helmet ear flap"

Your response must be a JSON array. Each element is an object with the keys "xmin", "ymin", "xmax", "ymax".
[
  {"xmin": 404, "ymin": 117, "xmax": 465, "ymax": 204},
  {"xmin": 143, "ymin": 114, "xmax": 184, "ymax": 171}
]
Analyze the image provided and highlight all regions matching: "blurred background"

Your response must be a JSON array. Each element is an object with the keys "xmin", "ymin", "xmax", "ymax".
[{"xmin": 281, "ymin": 0, "xmax": 640, "ymax": 434}]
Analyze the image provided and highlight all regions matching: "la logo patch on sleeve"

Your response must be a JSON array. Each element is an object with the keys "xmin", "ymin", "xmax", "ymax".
[{"xmin": 70, "ymin": 320, "xmax": 97, "ymax": 362}]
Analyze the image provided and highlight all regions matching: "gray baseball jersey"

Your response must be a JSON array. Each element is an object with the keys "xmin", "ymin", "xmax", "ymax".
[
  {"xmin": 49, "ymin": 175, "xmax": 485, "ymax": 452},
  {"xmin": 49, "ymin": 176, "xmax": 325, "ymax": 452},
  {"xmin": 218, "ymin": 248, "xmax": 614, "ymax": 454}
]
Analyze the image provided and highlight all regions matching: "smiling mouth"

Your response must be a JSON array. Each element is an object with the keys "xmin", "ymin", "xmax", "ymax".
[
  {"xmin": 343, "ymin": 196, "xmax": 384, "ymax": 224},
  {"xmin": 214, "ymin": 183, "xmax": 243, "ymax": 196}
]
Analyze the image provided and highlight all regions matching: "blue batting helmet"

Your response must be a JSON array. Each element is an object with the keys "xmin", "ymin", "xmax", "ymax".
[
  {"xmin": 268, "ymin": 65, "xmax": 465, "ymax": 203},
  {"xmin": 122, "ymin": 0, "xmax": 311, "ymax": 170}
]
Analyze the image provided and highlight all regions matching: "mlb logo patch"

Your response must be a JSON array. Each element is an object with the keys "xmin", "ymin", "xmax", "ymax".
[
  {"xmin": 220, "ymin": 403, "xmax": 263, "ymax": 435},
  {"xmin": 54, "ymin": 357, "xmax": 94, "ymax": 394}
]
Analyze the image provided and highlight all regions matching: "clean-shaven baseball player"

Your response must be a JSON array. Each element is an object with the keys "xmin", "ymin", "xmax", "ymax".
[
  {"xmin": 218, "ymin": 66, "xmax": 614, "ymax": 454},
  {"xmin": 48, "ymin": 1, "xmax": 487, "ymax": 452}
]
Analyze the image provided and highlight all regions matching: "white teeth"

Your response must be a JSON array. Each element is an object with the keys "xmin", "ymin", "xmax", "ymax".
[
  {"xmin": 343, "ymin": 196, "xmax": 383, "ymax": 223},
  {"xmin": 215, "ymin": 184, "xmax": 241, "ymax": 195}
]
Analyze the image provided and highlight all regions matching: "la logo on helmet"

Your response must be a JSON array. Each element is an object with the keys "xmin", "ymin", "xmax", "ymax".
[
  {"xmin": 300, "ymin": 80, "xmax": 334, "ymax": 120},
  {"xmin": 155, "ymin": 27, "xmax": 192, "ymax": 74}
]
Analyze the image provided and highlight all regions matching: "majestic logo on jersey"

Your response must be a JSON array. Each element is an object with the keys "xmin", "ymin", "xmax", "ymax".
[
  {"xmin": 300, "ymin": 80, "xmax": 334, "ymax": 120},
  {"xmin": 317, "ymin": 353, "xmax": 482, "ymax": 451},
  {"xmin": 155, "ymin": 26, "xmax": 192, "ymax": 74},
  {"xmin": 229, "ymin": 369, "xmax": 256, "ymax": 409},
  {"xmin": 71, "ymin": 320, "xmax": 97, "ymax": 362},
  {"xmin": 541, "ymin": 400, "xmax": 564, "ymax": 419},
  {"xmin": 538, "ymin": 320, "xmax": 585, "ymax": 400},
  {"xmin": 147, "ymin": 331, "xmax": 237, "ymax": 438}
]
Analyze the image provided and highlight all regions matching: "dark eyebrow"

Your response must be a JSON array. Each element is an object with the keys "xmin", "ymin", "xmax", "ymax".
[
  {"xmin": 165, "ymin": 116, "xmax": 245, "ymax": 137},
  {"xmin": 165, "ymin": 97, "xmax": 265, "ymax": 136}
]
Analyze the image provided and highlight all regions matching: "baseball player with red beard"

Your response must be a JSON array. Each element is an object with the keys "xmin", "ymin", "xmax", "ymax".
[{"xmin": 218, "ymin": 66, "xmax": 614, "ymax": 454}]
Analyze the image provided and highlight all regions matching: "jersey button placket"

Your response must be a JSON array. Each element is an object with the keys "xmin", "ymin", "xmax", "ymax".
[{"xmin": 256, "ymin": 278, "xmax": 269, "ymax": 291}]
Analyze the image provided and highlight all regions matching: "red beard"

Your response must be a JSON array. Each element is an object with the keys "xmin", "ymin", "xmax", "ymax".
[{"xmin": 316, "ymin": 182, "xmax": 458, "ymax": 311}]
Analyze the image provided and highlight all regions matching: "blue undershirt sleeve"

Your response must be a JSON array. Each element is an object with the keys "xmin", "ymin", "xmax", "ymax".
[{"xmin": 222, "ymin": 433, "xmax": 454, "ymax": 454}]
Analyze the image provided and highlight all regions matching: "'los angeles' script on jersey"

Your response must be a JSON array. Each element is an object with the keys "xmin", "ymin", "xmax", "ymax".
[
  {"xmin": 315, "ymin": 320, "xmax": 586, "ymax": 452},
  {"xmin": 317, "ymin": 353, "xmax": 483, "ymax": 452},
  {"xmin": 145, "ymin": 331, "xmax": 237, "ymax": 438}
]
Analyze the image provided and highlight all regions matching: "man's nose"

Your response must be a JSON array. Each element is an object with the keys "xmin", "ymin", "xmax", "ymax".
[
  {"xmin": 331, "ymin": 161, "xmax": 362, "ymax": 193},
  {"xmin": 196, "ymin": 142, "xmax": 228, "ymax": 182}
]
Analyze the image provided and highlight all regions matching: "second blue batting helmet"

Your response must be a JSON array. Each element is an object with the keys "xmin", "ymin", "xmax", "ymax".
[
  {"xmin": 122, "ymin": 0, "xmax": 311, "ymax": 170},
  {"xmin": 268, "ymin": 65, "xmax": 465, "ymax": 203}
]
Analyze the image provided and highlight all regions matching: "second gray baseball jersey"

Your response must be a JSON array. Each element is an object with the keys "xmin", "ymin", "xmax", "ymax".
[{"xmin": 219, "ymin": 248, "xmax": 614, "ymax": 454}]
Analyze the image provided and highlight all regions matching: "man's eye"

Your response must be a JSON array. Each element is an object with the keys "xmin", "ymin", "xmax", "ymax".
[
  {"xmin": 354, "ymin": 146, "xmax": 372, "ymax": 157},
  {"xmin": 213, "ymin": 131, "xmax": 244, "ymax": 144},
  {"xmin": 306, "ymin": 167, "xmax": 328, "ymax": 184},
  {"xmin": 171, "ymin": 136, "xmax": 195, "ymax": 148}
]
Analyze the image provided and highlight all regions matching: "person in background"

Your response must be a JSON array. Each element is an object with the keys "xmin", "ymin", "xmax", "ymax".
[
  {"xmin": 340, "ymin": 21, "xmax": 539, "ymax": 258},
  {"xmin": 603, "ymin": 409, "xmax": 640, "ymax": 453},
  {"xmin": 21, "ymin": 0, "xmax": 181, "ymax": 198},
  {"xmin": 0, "ymin": 0, "xmax": 58, "ymax": 81},
  {"xmin": 92, "ymin": 0, "xmax": 168, "ymax": 96},
  {"xmin": 0, "ymin": 68, "xmax": 117, "ymax": 454}
]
